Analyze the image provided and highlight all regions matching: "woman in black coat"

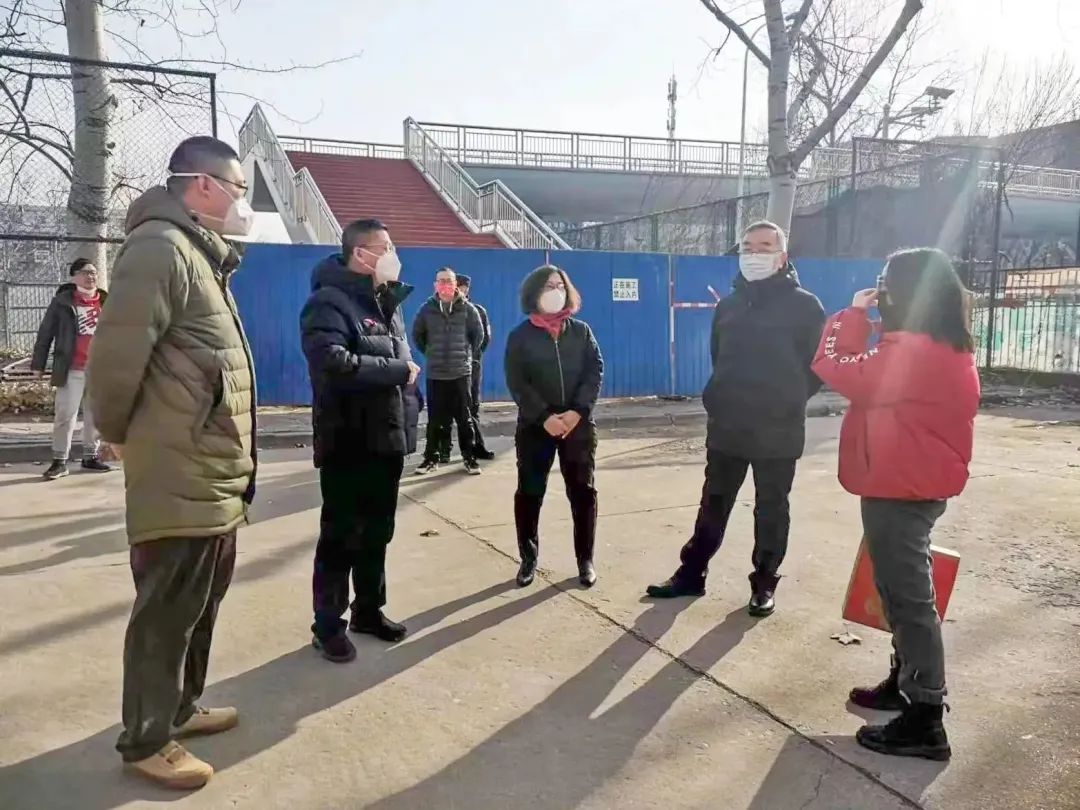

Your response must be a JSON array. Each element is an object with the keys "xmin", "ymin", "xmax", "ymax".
[{"xmin": 504, "ymin": 264, "xmax": 604, "ymax": 588}]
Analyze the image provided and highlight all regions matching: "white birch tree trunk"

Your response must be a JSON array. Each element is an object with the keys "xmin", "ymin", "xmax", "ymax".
[
  {"xmin": 64, "ymin": 0, "xmax": 114, "ymax": 286},
  {"xmin": 763, "ymin": 0, "xmax": 797, "ymax": 232}
]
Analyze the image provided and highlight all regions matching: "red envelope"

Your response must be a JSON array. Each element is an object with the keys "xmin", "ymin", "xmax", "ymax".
[{"xmin": 843, "ymin": 539, "xmax": 960, "ymax": 632}]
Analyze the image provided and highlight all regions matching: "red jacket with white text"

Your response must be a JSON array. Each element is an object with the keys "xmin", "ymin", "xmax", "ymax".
[{"xmin": 811, "ymin": 308, "xmax": 980, "ymax": 500}]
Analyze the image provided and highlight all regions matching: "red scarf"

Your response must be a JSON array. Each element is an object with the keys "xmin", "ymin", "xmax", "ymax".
[{"xmin": 529, "ymin": 308, "xmax": 573, "ymax": 339}]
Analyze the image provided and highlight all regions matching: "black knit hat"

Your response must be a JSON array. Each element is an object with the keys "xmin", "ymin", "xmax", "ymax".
[{"xmin": 455, "ymin": 274, "xmax": 471, "ymax": 287}]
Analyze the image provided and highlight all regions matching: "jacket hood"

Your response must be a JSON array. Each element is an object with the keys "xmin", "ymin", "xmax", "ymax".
[
  {"xmin": 125, "ymin": 186, "xmax": 235, "ymax": 271},
  {"xmin": 425, "ymin": 292, "xmax": 466, "ymax": 311},
  {"xmin": 311, "ymin": 253, "xmax": 413, "ymax": 304}
]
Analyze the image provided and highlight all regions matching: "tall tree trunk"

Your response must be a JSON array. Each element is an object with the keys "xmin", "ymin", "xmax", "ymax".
[
  {"xmin": 763, "ymin": 0, "xmax": 796, "ymax": 231},
  {"xmin": 766, "ymin": 171, "xmax": 798, "ymax": 231},
  {"xmin": 65, "ymin": 0, "xmax": 114, "ymax": 286}
]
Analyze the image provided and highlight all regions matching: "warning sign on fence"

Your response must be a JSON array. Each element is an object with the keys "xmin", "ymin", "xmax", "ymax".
[{"xmin": 612, "ymin": 278, "xmax": 639, "ymax": 301}]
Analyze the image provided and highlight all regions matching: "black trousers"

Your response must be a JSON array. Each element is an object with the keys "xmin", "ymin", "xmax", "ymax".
[
  {"xmin": 674, "ymin": 449, "xmax": 796, "ymax": 586},
  {"xmin": 436, "ymin": 360, "xmax": 488, "ymax": 457},
  {"xmin": 514, "ymin": 421, "xmax": 598, "ymax": 565},
  {"xmin": 425, "ymin": 376, "xmax": 476, "ymax": 463},
  {"xmin": 312, "ymin": 456, "xmax": 404, "ymax": 640},
  {"xmin": 116, "ymin": 532, "xmax": 236, "ymax": 762},
  {"xmin": 469, "ymin": 359, "xmax": 488, "ymax": 450}
]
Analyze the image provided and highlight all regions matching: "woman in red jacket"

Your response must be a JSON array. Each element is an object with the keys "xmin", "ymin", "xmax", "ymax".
[{"xmin": 812, "ymin": 247, "xmax": 980, "ymax": 762}]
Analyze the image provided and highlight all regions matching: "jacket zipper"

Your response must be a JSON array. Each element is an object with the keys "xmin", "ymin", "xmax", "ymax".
[
  {"xmin": 553, "ymin": 332, "xmax": 566, "ymax": 405},
  {"xmin": 217, "ymin": 266, "xmax": 258, "ymax": 513}
]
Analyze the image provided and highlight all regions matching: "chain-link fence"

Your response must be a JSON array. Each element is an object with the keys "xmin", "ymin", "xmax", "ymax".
[
  {"xmin": 0, "ymin": 234, "xmax": 125, "ymax": 353},
  {"xmin": 0, "ymin": 48, "xmax": 216, "ymax": 350},
  {"xmin": 561, "ymin": 139, "xmax": 1008, "ymax": 261}
]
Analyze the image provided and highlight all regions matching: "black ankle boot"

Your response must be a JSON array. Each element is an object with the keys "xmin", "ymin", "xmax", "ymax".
[
  {"xmin": 850, "ymin": 657, "xmax": 904, "ymax": 711},
  {"xmin": 856, "ymin": 701, "xmax": 951, "ymax": 761},
  {"xmin": 578, "ymin": 560, "xmax": 597, "ymax": 588},
  {"xmin": 516, "ymin": 558, "xmax": 537, "ymax": 587},
  {"xmin": 748, "ymin": 571, "xmax": 780, "ymax": 617}
]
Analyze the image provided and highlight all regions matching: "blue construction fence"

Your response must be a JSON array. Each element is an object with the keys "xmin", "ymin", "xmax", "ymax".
[{"xmin": 231, "ymin": 244, "xmax": 883, "ymax": 406}]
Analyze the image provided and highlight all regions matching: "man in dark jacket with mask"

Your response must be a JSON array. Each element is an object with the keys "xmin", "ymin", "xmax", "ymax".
[
  {"xmin": 412, "ymin": 266, "xmax": 484, "ymax": 475},
  {"xmin": 647, "ymin": 221, "xmax": 825, "ymax": 617},
  {"xmin": 300, "ymin": 218, "xmax": 421, "ymax": 664}
]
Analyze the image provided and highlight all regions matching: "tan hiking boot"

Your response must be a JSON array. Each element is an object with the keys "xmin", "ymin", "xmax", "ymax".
[
  {"xmin": 126, "ymin": 741, "xmax": 213, "ymax": 790},
  {"xmin": 173, "ymin": 706, "xmax": 239, "ymax": 738}
]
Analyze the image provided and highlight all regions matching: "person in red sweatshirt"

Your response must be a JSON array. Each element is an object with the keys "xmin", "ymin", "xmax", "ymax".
[
  {"xmin": 31, "ymin": 258, "xmax": 112, "ymax": 480},
  {"xmin": 812, "ymin": 247, "xmax": 979, "ymax": 762}
]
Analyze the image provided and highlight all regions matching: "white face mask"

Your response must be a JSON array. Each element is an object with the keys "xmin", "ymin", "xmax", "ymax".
[
  {"xmin": 221, "ymin": 195, "xmax": 256, "ymax": 237},
  {"xmin": 172, "ymin": 173, "xmax": 255, "ymax": 237},
  {"xmin": 538, "ymin": 288, "xmax": 566, "ymax": 314},
  {"xmin": 370, "ymin": 250, "xmax": 402, "ymax": 285},
  {"xmin": 739, "ymin": 252, "xmax": 781, "ymax": 282}
]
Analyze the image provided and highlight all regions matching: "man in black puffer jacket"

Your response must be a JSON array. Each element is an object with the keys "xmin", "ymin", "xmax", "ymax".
[
  {"xmin": 647, "ymin": 221, "xmax": 825, "ymax": 617},
  {"xmin": 412, "ymin": 266, "xmax": 484, "ymax": 475},
  {"xmin": 300, "ymin": 218, "xmax": 422, "ymax": 664}
]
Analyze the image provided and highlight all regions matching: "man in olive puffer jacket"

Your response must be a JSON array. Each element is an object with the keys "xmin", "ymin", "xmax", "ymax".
[
  {"xmin": 87, "ymin": 136, "xmax": 256, "ymax": 791},
  {"xmin": 412, "ymin": 266, "xmax": 483, "ymax": 475}
]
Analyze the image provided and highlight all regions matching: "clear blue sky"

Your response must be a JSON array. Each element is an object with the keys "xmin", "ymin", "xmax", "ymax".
[{"xmin": 91, "ymin": 0, "xmax": 1080, "ymax": 146}]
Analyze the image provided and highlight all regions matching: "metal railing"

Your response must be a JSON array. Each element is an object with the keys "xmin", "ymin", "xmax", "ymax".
[
  {"xmin": 404, "ymin": 118, "xmax": 569, "ymax": 250},
  {"xmin": 816, "ymin": 143, "xmax": 1080, "ymax": 200},
  {"xmin": 416, "ymin": 121, "xmax": 772, "ymax": 177},
  {"xmin": 238, "ymin": 105, "xmax": 341, "ymax": 244},
  {"xmin": 411, "ymin": 123, "xmax": 1080, "ymax": 200},
  {"xmin": 279, "ymin": 136, "xmax": 405, "ymax": 160}
]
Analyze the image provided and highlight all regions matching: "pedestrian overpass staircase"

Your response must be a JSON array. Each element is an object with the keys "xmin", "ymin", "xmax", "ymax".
[{"xmin": 238, "ymin": 105, "xmax": 569, "ymax": 249}]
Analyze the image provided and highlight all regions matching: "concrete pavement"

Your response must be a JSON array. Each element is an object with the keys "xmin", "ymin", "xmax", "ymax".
[
  {"xmin": 0, "ymin": 412, "xmax": 1078, "ymax": 809},
  {"xmin": 7, "ymin": 380, "xmax": 1076, "ymax": 462},
  {"xmin": 0, "ymin": 393, "xmax": 848, "ymax": 464}
]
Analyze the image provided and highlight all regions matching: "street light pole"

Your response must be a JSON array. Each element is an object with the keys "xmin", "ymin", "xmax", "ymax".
[{"xmin": 735, "ymin": 22, "xmax": 767, "ymax": 239}]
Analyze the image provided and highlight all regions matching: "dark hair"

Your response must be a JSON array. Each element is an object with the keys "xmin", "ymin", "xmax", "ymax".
[
  {"xmin": 341, "ymin": 218, "xmax": 388, "ymax": 257},
  {"xmin": 519, "ymin": 264, "xmax": 581, "ymax": 315},
  {"xmin": 69, "ymin": 257, "xmax": 94, "ymax": 276},
  {"xmin": 165, "ymin": 136, "xmax": 240, "ymax": 193},
  {"xmin": 455, "ymin": 274, "xmax": 471, "ymax": 287},
  {"xmin": 881, "ymin": 247, "xmax": 974, "ymax": 352},
  {"xmin": 435, "ymin": 266, "xmax": 456, "ymax": 279}
]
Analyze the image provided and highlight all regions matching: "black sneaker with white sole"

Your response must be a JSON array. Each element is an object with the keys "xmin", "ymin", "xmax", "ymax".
[
  {"xmin": 415, "ymin": 459, "xmax": 439, "ymax": 476},
  {"xmin": 463, "ymin": 458, "xmax": 482, "ymax": 475},
  {"xmin": 43, "ymin": 460, "xmax": 69, "ymax": 480}
]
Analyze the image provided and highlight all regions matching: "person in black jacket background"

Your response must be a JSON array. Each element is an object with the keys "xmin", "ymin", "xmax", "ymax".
[
  {"xmin": 412, "ymin": 267, "xmax": 484, "ymax": 475},
  {"xmin": 647, "ymin": 221, "xmax": 825, "ymax": 616},
  {"xmin": 300, "ymin": 218, "xmax": 422, "ymax": 664},
  {"xmin": 453, "ymin": 273, "xmax": 495, "ymax": 459},
  {"xmin": 505, "ymin": 264, "xmax": 604, "ymax": 589}
]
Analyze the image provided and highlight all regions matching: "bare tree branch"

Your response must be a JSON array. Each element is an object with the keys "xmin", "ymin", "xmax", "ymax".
[
  {"xmin": 698, "ymin": 0, "xmax": 770, "ymax": 67},
  {"xmin": 790, "ymin": 0, "xmax": 923, "ymax": 166},
  {"xmin": 786, "ymin": 0, "xmax": 815, "ymax": 45},
  {"xmin": 787, "ymin": 35, "xmax": 825, "ymax": 124}
]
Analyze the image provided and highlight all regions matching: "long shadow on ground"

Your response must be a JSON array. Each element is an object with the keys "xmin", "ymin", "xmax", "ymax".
[
  {"xmin": 365, "ymin": 604, "xmax": 758, "ymax": 810},
  {"xmin": 0, "ymin": 580, "xmax": 560, "ymax": 809}
]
